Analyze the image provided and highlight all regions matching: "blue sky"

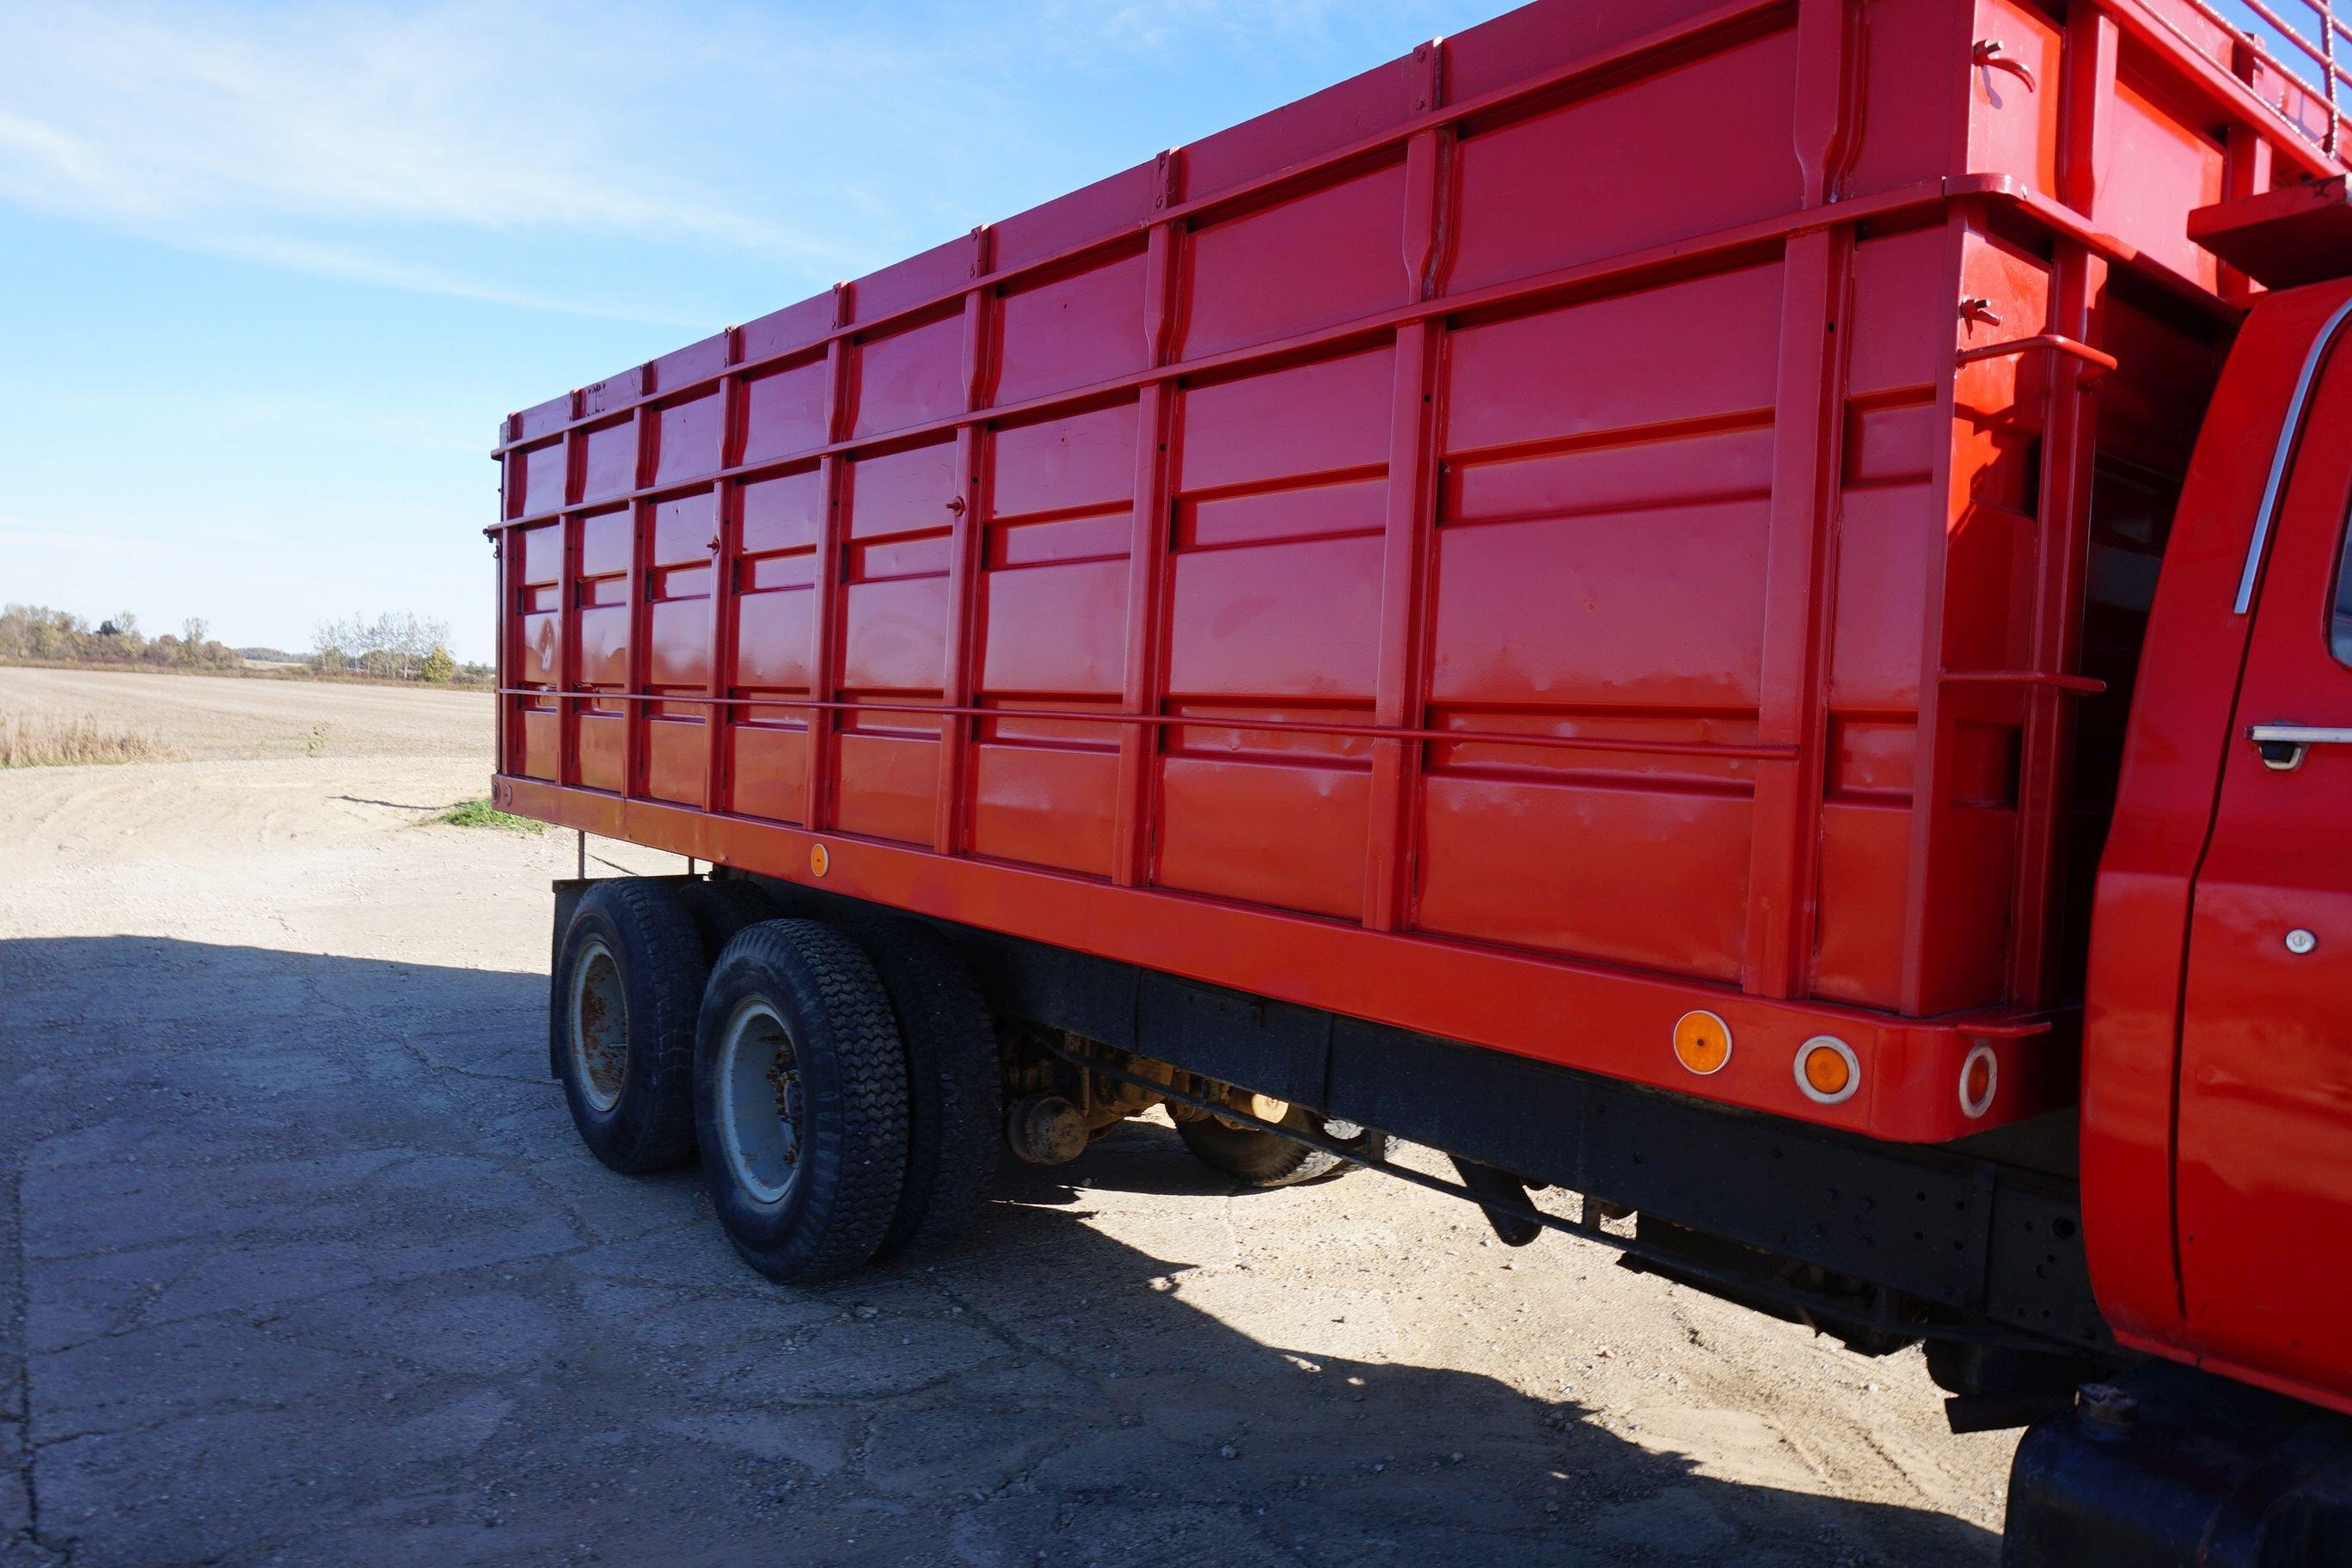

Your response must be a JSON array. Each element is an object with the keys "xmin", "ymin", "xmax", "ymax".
[
  {"xmin": 0, "ymin": 1, "xmax": 2324, "ymax": 662},
  {"xmin": 1, "ymin": 0, "xmax": 1498, "ymax": 661}
]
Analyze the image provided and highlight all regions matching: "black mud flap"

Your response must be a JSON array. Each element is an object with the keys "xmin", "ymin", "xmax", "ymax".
[{"xmin": 2005, "ymin": 1361, "xmax": 2352, "ymax": 1566}]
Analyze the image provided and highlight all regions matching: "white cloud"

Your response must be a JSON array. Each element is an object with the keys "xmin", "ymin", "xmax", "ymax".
[
  {"xmin": 3, "ymin": 4, "xmax": 749, "ymax": 233},
  {"xmin": 192, "ymin": 230, "xmax": 710, "ymax": 326},
  {"xmin": 0, "ymin": 0, "xmax": 1475, "ymax": 316},
  {"xmin": 1039, "ymin": 0, "xmax": 1436, "ymax": 54},
  {"xmin": 0, "ymin": 1, "xmax": 867, "ymax": 310}
]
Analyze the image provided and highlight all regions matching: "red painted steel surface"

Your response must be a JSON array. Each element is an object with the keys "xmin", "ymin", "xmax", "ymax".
[
  {"xmin": 2192, "ymin": 173, "xmax": 2352, "ymax": 287},
  {"xmin": 492, "ymin": 7, "xmax": 2325, "ymax": 1163},
  {"xmin": 2086, "ymin": 278, "xmax": 2352, "ymax": 1416}
]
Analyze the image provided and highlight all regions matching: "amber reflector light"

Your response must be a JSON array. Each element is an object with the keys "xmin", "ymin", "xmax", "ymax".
[
  {"xmin": 1671, "ymin": 1010, "xmax": 1732, "ymax": 1075},
  {"xmin": 1794, "ymin": 1036, "xmax": 1859, "ymax": 1105},
  {"xmin": 1804, "ymin": 1050, "xmax": 1848, "ymax": 1095}
]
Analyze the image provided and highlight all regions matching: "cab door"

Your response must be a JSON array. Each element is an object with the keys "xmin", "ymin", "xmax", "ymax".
[{"xmin": 2176, "ymin": 317, "xmax": 2352, "ymax": 1400}]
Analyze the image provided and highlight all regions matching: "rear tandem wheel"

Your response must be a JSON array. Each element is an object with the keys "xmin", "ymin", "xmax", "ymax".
[
  {"xmin": 552, "ymin": 878, "xmax": 707, "ymax": 1173},
  {"xmin": 1178, "ymin": 1107, "xmax": 1393, "ymax": 1188},
  {"xmin": 846, "ymin": 918, "xmax": 1004, "ymax": 1259},
  {"xmin": 674, "ymin": 876, "xmax": 781, "ymax": 961},
  {"xmin": 692, "ymin": 919, "xmax": 912, "ymax": 1283}
]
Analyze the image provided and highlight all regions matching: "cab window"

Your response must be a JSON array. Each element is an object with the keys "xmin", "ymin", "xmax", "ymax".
[{"xmin": 2335, "ymin": 502, "xmax": 2352, "ymax": 665}]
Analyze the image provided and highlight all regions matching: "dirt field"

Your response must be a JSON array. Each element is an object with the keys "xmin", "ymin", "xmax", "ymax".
[
  {"xmin": 0, "ymin": 667, "xmax": 2013, "ymax": 1565},
  {"xmin": 0, "ymin": 666, "xmax": 493, "ymax": 763}
]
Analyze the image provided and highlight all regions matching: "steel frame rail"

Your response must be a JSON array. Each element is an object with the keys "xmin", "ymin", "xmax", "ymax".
[{"xmin": 1050, "ymin": 1036, "xmax": 2091, "ymax": 1360}]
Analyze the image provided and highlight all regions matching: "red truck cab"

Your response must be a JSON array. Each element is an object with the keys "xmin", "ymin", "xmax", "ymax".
[
  {"xmin": 2000, "ymin": 194, "xmax": 2352, "ymax": 1561},
  {"xmin": 2086, "ymin": 230, "xmax": 2352, "ymax": 1413}
]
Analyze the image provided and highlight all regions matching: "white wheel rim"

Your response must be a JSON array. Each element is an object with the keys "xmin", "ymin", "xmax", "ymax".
[
  {"xmin": 567, "ymin": 938, "xmax": 628, "ymax": 1112},
  {"xmin": 717, "ymin": 998, "xmax": 805, "ymax": 1206}
]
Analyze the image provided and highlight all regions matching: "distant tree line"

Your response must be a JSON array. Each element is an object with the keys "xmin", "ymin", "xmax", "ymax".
[
  {"xmin": 0, "ymin": 603, "xmax": 490, "ymax": 685},
  {"xmin": 309, "ymin": 612, "xmax": 488, "ymax": 684},
  {"xmin": 0, "ymin": 605, "xmax": 239, "ymax": 670}
]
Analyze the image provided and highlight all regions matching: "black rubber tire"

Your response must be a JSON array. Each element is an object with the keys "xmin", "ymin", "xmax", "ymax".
[
  {"xmin": 675, "ymin": 877, "xmax": 780, "ymax": 963},
  {"xmin": 848, "ymin": 919, "xmax": 1002, "ymax": 1259},
  {"xmin": 693, "ymin": 919, "xmax": 910, "ymax": 1283},
  {"xmin": 1177, "ymin": 1108, "xmax": 1392, "ymax": 1188},
  {"xmin": 553, "ymin": 879, "xmax": 707, "ymax": 1173}
]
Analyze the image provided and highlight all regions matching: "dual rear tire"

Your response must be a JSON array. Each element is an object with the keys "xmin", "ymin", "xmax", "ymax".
[
  {"xmin": 553, "ymin": 876, "xmax": 1367, "ymax": 1280},
  {"xmin": 695, "ymin": 920, "xmax": 911, "ymax": 1281},
  {"xmin": 552, "ymin": 879, "xmax": 999, "ymax": 1283},
  {"xmin": 554, "ymin": 879, "xmax": 703, "ymax": 1174},
  {"xmin": 1178, "ymin": 1108, "xmax": 1393, "ymax": 1187}
]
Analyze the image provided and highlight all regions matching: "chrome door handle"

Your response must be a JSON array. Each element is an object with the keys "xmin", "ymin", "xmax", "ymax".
[{"xmin": 2248, "ymin": 723, "xmax": 2352, "ymax": 772}]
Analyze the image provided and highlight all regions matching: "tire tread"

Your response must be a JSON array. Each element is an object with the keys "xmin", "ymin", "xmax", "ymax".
[
  {"xmin": 854, "ymin": 920, "xmax": 1001, "ymax": 1258},
  {"xmin": 1177, "ymin": 1110, "xmax": 1388, "ymax": 1189},
  {"xmin": 698, "ymin": 919, "xmax": 910, "ymax": 1282},
  {"xmin": 557, "ymin": 878, "xmax": 705, "ymax": 1173}
]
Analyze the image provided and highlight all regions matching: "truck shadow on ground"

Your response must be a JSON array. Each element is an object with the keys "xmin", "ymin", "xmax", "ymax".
[{"xmin": 0, "ymin": 936, "xmax": 2001, "ymax": 1568}]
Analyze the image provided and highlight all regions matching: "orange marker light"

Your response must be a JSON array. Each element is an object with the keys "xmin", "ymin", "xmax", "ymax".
[
  {"xmin": 1671, "ymin": 1010, "xmax": 1732, "ymax": 1075},
  {"xmin": 810, "ymin": 842, "xmax": 830, "ymax": 878},
  {"xmin": 1794, "ymin": 1036, "xmax": 1859, "ymax": 1106},
  {"xmin": 1959, "ymin": 1043, "xmax": 1998, "ymax": 1118},
  {"xmin": 1803, "ymin": 1048, "xmax": 1849, "ymax": 1095}
]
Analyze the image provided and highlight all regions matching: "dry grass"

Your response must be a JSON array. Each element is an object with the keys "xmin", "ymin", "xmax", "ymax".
[
  {"xmin": 426, "ymin": 799, "xmax": 544, "ymax": 833},
  {"xmin": 0, "ymin": 711, "xmax": 179, "ymax": 769},
  {"xmin": 0, "ymin": 656, "xmax": 493, "ymax": 690}
]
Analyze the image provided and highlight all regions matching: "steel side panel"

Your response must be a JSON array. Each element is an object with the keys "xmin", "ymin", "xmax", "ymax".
[
  {"xmin": 495, "ymin": 1, "xmax": 2340, "ymax": 1153},
  {"xmin": 499, "ymin": 769, "xmax": 2045, "ymax": 1145}
]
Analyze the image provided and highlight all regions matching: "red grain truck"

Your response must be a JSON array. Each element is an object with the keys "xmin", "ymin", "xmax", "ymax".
[{"xmin": 488, "ymin": 0, "xmax": 2352, "ymax": 1556}]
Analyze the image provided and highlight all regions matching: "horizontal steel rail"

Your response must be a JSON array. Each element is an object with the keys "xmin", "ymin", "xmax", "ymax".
[
  {"xmin": 1956, "ymin": 334, "xmax": 2120, "ymax": 380},
  {"xmin": 486, "ymin": 178, "xmax": 1962, "ymax": 527},
  {"xmin": 1051, "ymin": 1036, "xmax": 2086, "ymax": 1358},
  {"xmin": 495, "ymin": 689, "xmax": 1799, "ymax": 763},
  {"xmin": 2173, "ymin": 0, "xmax": 2345, "ymax": 155},
  {"xmin": 2192, "ymin": 0, "xmax": 2345, "ymax": 153},
  {"xmin": 485, "ymin": 173, "xmax": 2219, "ymax": 542}
]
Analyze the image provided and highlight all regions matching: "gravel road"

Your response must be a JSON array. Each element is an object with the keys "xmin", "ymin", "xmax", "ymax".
[{"xmin": 0, "ymin": 669, "xmax": 2012, "ymax": 1565}]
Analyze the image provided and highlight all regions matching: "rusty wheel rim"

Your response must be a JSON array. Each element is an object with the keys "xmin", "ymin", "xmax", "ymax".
[
  {"xmin": 567, "ymin": 938, "xmax": 628, "ymax": 1112},
  {"xmin": 717, "ymin": 997, "xmax": 804, "ymax": 1206}
]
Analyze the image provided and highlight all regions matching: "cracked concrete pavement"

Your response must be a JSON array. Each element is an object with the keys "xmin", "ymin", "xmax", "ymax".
[{"xmin": 0, "ymin": 670, "xmax": 2014, "ymax": 1565}]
